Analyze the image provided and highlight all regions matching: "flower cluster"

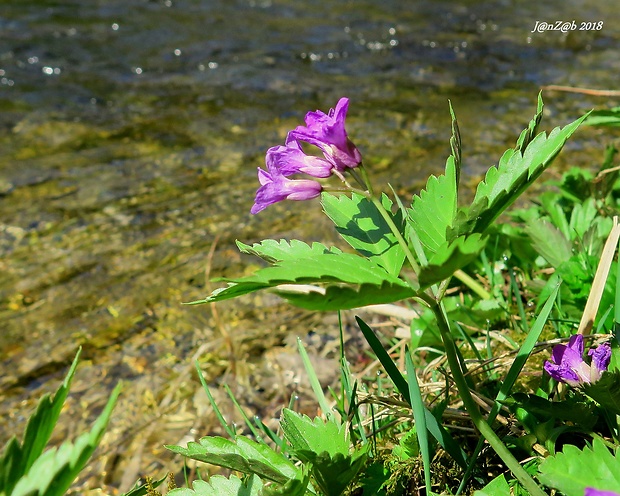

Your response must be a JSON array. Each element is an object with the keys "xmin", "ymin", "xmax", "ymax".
[
  {"xmin": 251, "ymin": 97, "xmax": 362, "ymax": 214},
  {"xmin": 544, "ymin": 334, "xmax": 611, "ymax": 387}
]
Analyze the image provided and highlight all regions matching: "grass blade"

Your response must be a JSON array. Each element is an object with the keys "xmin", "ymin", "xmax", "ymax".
[
  {"xmin": 194, "ymin": 361, "xmax": 236, "ymax": 439},
  {"xmin": 405, "ymin": 349, "xmax": 433, "ymax": 494},
  {"xmin": 297, "ymin": 337, "xmax": 334, "ymax": 421}
]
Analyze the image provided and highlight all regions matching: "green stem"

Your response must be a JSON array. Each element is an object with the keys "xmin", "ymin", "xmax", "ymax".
[
  {"xmin": 352, "ymin": 164, "xmax": 421, "ymax": 277},
  {"xmin": 453, "ymin": 269, "xmax": 491, "ymax": 300},
  {"xmin": 369, "ymin": 195, "xmax": 420, "ymax": 275},
  {"xmin": 424, "ymin": 296, "xmax": 546, "ymax": 496}
]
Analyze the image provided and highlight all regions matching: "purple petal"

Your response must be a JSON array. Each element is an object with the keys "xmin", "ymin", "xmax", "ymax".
[
  {"xmin": 585, "ymin": 489, "xmax": 620, "ymax": 496},
  {"xmin": 544, "ymin": 359, "xmax": 582, "ymax": 387},
  {"xmin": 551, "ymin": 339, "xmax": 585, "ymax": 373},
  {"xmin": 589, "ymin": 342, "xmax": 612, "ymax": 381},
  {"xmin": 266, "ymin": 142, "xmax": 334, "ymax": 178},
  {"xmin": 251, "ymin": 167, "xmax": 322, "ymax": 214},
  {"xmin": 567, "ymin": 333, "xmax": 585, "ymax": 354},
  {"xmin": 288, "ymin": 97, "xmax": 362, "ymax": 170}
]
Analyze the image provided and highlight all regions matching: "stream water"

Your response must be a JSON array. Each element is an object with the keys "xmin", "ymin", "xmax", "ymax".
[{"xmin": 0, "ymin": 0, "xmax": 618, "ymax": 491}]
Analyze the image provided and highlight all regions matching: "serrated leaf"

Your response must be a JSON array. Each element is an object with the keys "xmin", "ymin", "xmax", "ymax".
[
  {"xmin": 322, "ymin": 192, "xmax": 406, "ymax": 277},
  {"xmin": 454, "ymin": 108, "xmax": 589, "ymax": 237},
  {"xmin": 525, "ymin": 219, "xmax": 572, "ymax": 267},
  {"xmin": 515, "ymin": 92, "xmax": 544, "ymax": 152},
  {"xmin": 305, "ymin": 451, "xmax": 368, "ymax": 496},
  {"xmin": 418, "ymin": 234, "xmax": 487, "ymax": 288},
  {"xmin": 280, "ymin": 409, "xmax": 349, "ymax": 458},
  {"xmin": 168, "ymin": 475, "xmax": 263, "ymax": 496},
  {"xmin": 194, "ymin": 252, "xmax": 417, "ymax": 308},
  {"xmin": 274, "ymin": 279, "xmax": 417, "ymax": 311},
  {"xmin": 165, "ymin": 436, "xmax": 301, "ymax": 486},
  {"xmin": 0, "ymin": 349, "xmax": 81, "ymax": 495},
  {"xmin": 583, "ymin": 370, "xmax": 620, "ymax": 416},
  {"xmin": 584, "ymin": 107, "xmax": 620, "ymax": 127},
  {"xmin": 407, "ymin": 155, "xmax": 458, "ymax": 256},
  {"xmin": 10, "ymin": 382, "xmax": 121, "ymax": 496},
  {"xmin": 236, "ymin": 239, "xmax": 341, "ymax": 264},
  {"xmin": 473, "ymin": 474, "xmax": 511, "ymax": 496},
  {"xmin": 538, "ymin": 438, "xmax": 620, "ymax": 496}
]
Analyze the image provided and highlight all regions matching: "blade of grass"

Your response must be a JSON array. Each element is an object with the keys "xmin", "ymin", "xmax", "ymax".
[
  {"xmin": 356, "ymin": 315, "xmax": 467, "ymax": 469},
  {"xmin": 223, "ymin": 384, "xmax": 264, "ymax": 442},
  {"xmin": 297, "ymin": 337, "xmax": 334, "ymax": 421},
  {"xmin": 194, "ymin": 360, "xmax": 236, "ymax": 439},
  {"xmin": 509, "ymin": 268, "xmax": 529, "ymax": 333},
  {"xmin": 405, "ymin": 348, "xmax": 433, "ymax": 495},
  {"xmin": 253, "ymin": 417, "xmax": 287, "ymax": 452}
]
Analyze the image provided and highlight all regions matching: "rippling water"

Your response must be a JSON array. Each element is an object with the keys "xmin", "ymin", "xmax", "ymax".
[{"xmin": 0, "ymin": 0, "xmax": 618, "ymax": 489}]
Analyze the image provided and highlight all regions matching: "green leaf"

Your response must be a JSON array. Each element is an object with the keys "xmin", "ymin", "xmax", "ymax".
[
  {"xmin": 583, "ymin": 370, "xmax": 620, "ymax": 416},
  {"xmin": 260, "ymin": 469, "xmax": 312, "ymax": 496},
  {"xmin": 280, "ymin": 409, "xmax": 348, "ymax": 458},
  {"xmin": 407, "ymin": 154, "xmax": 458, "ymax": 257},
  {"xmin": 302, "ymin": 450, "xmax": 367, "ymax": 496},
  {"xmin": 525, "ymin": 219, "xmax": 572, "ymax": 267},
  {"xmin": 322, "ymin": 192, "xmax": 406, "ymax": 277},
  {"xmin": 274, "ymin": 279, "xmax": 417, "ymax": 311},
  {"xmin": 405, "ymin": 350, "xmax": 432, "ymax": 493},
  {"xmin": 195, "ymin": 252, "xmax": 417, "ymax": 310},
  {"xmin": 0, "ymin": 349, "xmax": 81, "ymax": 495},
  {"xmin": 418, "ymin": 234, "xmax": 487, "ymax": 288},
  {"xmin": 10, "ymin": 382, "xmax": 121, "ymax": 496},
  {"xmin": 236, "ymin": 239, "xmax": 341, "ymax": 263},
  {"xmin": 454, "ymin": 107, "xmax": 589, "ymax": 237},
  {"xmin": 515, "ymin": 91, "xmax": 544, "ymax": 152},
  {"xmin": 584, "ymin": 106, "xmax": 620, "ymax": 127},
  {"xmin": 167, "ymin": 474, "xmax": 264, "ymax": 496},
  {"xmin": 538, "ymin": 438, "xmax": 620, "ymax": 496},
  {"xmin": 448, "ymin": 100, "xmax": 462, "ymax": 183},
  {"xmin": 473, "ymin": 474, "xmax": 511, "ymax": 496},
  {"xmin": 165, "ymin": 436, "xmax": 301, "ymax": 486}
]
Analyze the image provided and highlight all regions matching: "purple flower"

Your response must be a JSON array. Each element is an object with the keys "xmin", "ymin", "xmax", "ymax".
[
  {"xmin": 250, "ymin": 163, "xmax": 322, "ymax": 214},
  {"xmin": 544, "ymin": 334, "xmax": 611, "ymax": 387},
  {"xmin": 585, "ymin": 489, "xmax": 620, "ymax": 496},
  {"xmin": 288, "ymin": 97, "xmax": 362, "ymax": 171},
  {"xmin": 267, "ymin": 140, "xmax": 334, "ymax": 178}
]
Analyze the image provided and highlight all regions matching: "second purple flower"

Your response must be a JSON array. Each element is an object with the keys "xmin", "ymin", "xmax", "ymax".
[{"xmin": 544, "ymin": 334, "xmax": 611, "ymax": 387}]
